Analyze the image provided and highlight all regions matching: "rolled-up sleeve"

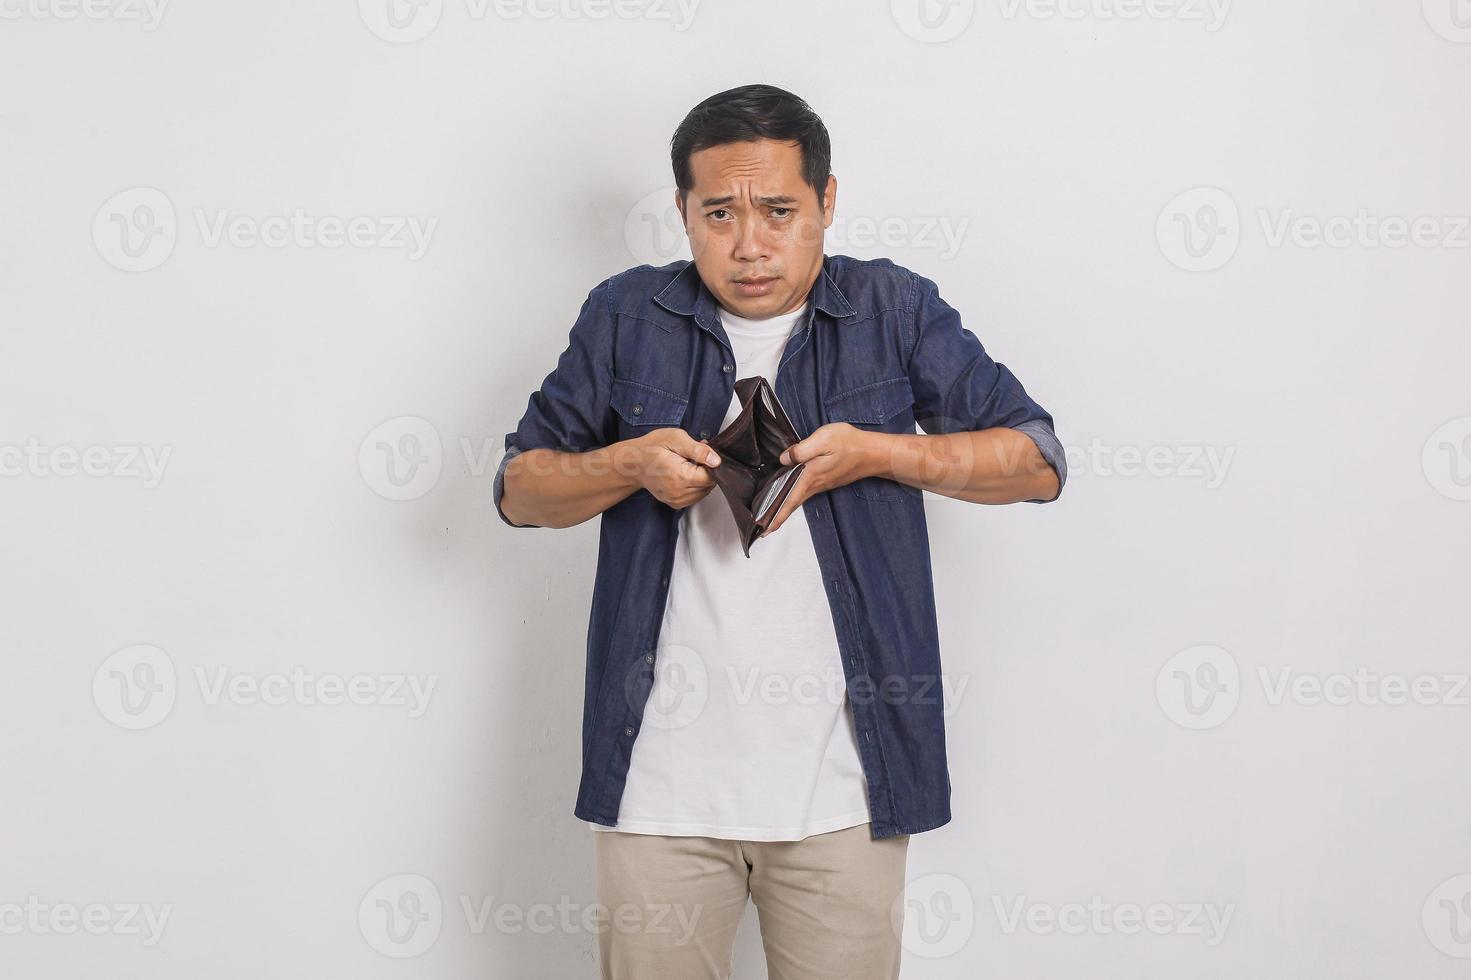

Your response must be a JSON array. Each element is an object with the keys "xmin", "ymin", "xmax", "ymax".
[
  {"xmin": 904, "ymin": 271, "xmax": 1066, "ymax": 503},
  {"xmin": 494, "ymin": 278, "xmax": 617, "ymax": 527}
]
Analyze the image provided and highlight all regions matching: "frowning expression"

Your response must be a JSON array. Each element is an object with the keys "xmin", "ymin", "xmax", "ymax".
[{"xmin": 677, "ymin": 138, "xmax": 836, "ymax": 319}]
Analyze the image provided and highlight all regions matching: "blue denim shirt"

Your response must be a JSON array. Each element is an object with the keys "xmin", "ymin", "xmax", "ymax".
[{"xmin": 494, "ymin": 254, "xmax": 1066, "ymax": 838}]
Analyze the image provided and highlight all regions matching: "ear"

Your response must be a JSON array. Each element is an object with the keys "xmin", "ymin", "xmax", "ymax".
[
  {"xmin": 821, "ymin": 174, "xmax": 836, "ymax": 229},
  {"xmin": 674, "ymin": 187, "xmax": 687, "ymax": 227}
]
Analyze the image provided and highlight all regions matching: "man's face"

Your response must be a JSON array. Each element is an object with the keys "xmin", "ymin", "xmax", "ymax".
[{"xmin": 677, "ymin": 138, "xmax": 835, "ymax": 319}]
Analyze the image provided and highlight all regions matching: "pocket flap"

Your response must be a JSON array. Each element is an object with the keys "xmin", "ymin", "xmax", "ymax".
[
  {"xmin": 824, "ymin": 377, "xmax": 914, "ymax": 425},
  {"xmin": 610, "ymin": 377, "xmax": 689, "ymax": 426}
]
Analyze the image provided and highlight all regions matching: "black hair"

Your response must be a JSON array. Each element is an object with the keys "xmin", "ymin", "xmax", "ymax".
[{"xmin": 670, "ymin": 84, "xmax": 832, "ymax": 207}]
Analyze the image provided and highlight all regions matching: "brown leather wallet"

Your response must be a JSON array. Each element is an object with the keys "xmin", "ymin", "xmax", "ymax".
[{"xmin": 705, "ymin": 376, "xmax": 806, "ymax": 557}]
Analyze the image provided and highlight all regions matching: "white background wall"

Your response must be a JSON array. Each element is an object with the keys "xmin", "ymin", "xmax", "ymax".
[{"xmin": 3, "ymin": 1, "xmax": 1468, "ymax": 976}]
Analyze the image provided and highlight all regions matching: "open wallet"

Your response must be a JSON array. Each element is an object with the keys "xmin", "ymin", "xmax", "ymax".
[{"xmin": 705, "ymin": 376, "xmax": 807, "ymax": 557}]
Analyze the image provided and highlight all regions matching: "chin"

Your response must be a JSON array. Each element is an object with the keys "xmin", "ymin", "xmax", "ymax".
[{"xmin": 730, "ymin": 294, "xmax": 783, "ymax": 318}]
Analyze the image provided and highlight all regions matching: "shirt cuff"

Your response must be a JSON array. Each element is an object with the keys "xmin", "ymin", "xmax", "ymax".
[
  {"xmin": 1011, "ymin": 419, "xmax": 1067, "ymax": 504},
  {"xmin": 493, "ymin": 444, "xmax": 535, "ymax": 527}
]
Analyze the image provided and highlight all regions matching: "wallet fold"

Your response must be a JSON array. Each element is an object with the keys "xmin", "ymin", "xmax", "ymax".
[{"xmin": 705, "ymin": 376, "xmax": 806, "ymax": 557}]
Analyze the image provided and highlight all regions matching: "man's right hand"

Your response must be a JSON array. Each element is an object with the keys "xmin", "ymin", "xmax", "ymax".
[
  {"xmin": 623, "ymin": 428, "xmax": 722, "ymax": 510},
  {"xmin": 501, "ymin": 430, "xmax": 721, "ymax": 529}
]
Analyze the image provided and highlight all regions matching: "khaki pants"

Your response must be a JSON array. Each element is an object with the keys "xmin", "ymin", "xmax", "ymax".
[{"xmin": 593, "ymin": 823, "xmax": 910, "ymax": 980}]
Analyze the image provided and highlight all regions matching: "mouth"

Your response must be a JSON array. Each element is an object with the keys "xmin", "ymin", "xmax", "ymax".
[{"xmin": 733, "ymin": 276, "xmax": 779, "ymax": 297}]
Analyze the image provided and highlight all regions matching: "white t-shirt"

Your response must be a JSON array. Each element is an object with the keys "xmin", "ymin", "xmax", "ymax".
[{"xmin": 589, "ymin": 300, "xmax": 871, "ymax": 841}]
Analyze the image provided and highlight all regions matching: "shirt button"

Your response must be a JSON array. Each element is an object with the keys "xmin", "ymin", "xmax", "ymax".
[
  {"xmin": 631, "ymin": 403, "xmax": 644, "ymax": 416},
  {"xmin": 722, "ymin": 363, "xmax": 734, "ymax": 374},
  {"xmin": 698, "ymin": 430, "xmax": 709, "ymax": 440},
  {"xmin": 644, "ymin": 651, "xmax": 655, "ymax": 665},
  {"xmin": 623, "ymin": 726, "xmax": 636, "ymax": 737},
  {"xmin": 660, "ymin": 575, "xmax": 669, "ymax": 589}
]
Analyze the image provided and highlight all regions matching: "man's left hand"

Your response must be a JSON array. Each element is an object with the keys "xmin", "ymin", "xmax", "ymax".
[{"xmin": 762, "ymin": 423, "xmax": 882, "ymax": 537}]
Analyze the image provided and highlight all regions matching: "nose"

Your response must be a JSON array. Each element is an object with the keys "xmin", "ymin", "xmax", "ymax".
[{"xmin": 732, "ymin": 214, "xmax": 769, "ymax": 263}]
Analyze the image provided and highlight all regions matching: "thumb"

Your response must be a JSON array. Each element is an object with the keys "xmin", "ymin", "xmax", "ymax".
[
  {"xmin": 780, "ymin": 438, "xmax": 809, "ymax": 466},
  {"xmin": 668, "ymin": 430, "xmax": 721, "ymax": 467}
]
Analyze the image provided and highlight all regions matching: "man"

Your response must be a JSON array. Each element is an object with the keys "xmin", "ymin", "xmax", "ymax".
[{"xmin": 495, "ymin": 84, "xmax": 1065, "ymax": 980}]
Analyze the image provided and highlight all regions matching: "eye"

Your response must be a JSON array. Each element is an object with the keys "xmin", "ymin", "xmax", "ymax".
[
  {"xmin": 707, "ymin": 209, "xmax": 732, "ymax": 221},
  {"xmin": 770, "ymin": 208, "xmax": 792, "ymax": 219}
]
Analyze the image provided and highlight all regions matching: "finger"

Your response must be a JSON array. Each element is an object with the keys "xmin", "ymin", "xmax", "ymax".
[
  {"xmin": 779, "ymin": 434, "xmax": 823, "ymax": 467},
  {"xmin": 782, "ymin": 422, "xmax": 849, "ymax": 466},
  {"xmin": 664, "ymin": 463, "xmax": 716, "ymax": 500},
  {"xmin": 682, "ymin": 464, "xmax": 716, "ymax": 489},
  {"xmin": 673, "ymin": 482, "xmax": 717, "ymax": 509},
  {"xmin": 762, "ymin": 471, "xmax": 810, "ymax": 537}
]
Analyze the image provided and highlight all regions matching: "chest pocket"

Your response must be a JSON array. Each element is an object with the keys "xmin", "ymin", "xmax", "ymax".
[
  {"xmin": 610, "ymin": 377, "xmax": 689, "ymax": 435},
  {"xmin": 824, "ymin": 376, "xmax": 919, "ymax": 501}
]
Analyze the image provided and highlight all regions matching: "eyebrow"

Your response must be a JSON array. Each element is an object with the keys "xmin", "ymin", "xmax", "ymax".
[{"xmin": 699, "ymin": 194, "xmax": 801, "ymax": 208}]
